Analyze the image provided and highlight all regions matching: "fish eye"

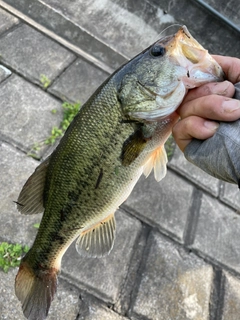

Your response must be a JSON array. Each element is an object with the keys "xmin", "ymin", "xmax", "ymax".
[{"xmin": 150, "ymin": 44, "xmax": 165, "ymax": 57}]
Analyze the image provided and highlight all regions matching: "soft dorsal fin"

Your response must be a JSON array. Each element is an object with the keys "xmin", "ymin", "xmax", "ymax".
[
  {"xmin": 75, "ymin": 213, "xmax": 116, "ymax": 257},
  {"xmin": 143, "ymin": 145, "xmax": 168, "ymax": 182},
  {"xmin": 17, "ymin": 157, "xmax": 50, "ymax": 214}
]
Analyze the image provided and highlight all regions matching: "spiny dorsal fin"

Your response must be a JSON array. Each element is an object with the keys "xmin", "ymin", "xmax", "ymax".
[
  {"xmin": 143, "ymin": 145, "xmax": 168, "ymax": 182},
  {"xmin": 75, "ymin": 213, "xmax": 116, "ymax": 257},
  {"xmin": 17, "ymin": 157, "xmax": 49, "ymax": 214}
]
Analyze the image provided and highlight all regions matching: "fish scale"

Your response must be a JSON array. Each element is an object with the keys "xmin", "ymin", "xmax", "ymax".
[{"xmin": 15, "ymin": 26, "xmax": 224, "ymax": 320}]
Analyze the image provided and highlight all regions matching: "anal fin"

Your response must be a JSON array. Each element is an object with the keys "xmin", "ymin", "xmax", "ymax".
[
  {"xmin": 143, "ymin": 145, "xmax": 168, "ymax": 182},
  {"xmin": 17, "ymin": 157, "xmax": 49, "ymax": 214},
  {"xmin": 75, "ymin": 213, "xmax": 116, "ymax": 258}
]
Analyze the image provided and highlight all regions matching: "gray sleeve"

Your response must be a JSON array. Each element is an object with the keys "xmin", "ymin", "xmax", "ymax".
[{"xmin": 184, "ymin": 82, "xmax": 240, "ymax": 185}]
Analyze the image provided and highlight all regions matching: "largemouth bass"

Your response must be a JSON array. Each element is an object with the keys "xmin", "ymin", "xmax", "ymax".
[{"xmin": 15, "ymin": 26, "xmax": 224, "ymax": 319}]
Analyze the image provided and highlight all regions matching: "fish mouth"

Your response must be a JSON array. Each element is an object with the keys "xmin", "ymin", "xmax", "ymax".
[{"xmin": 166, "ymin": 25, "xmax": 225, "ymax": 87}]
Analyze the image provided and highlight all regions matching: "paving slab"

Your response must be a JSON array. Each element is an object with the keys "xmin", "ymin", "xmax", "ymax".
[
  {"xmin": 169, "ymin": 146, "xmax": 220, "ymax": 197},
  {"xmin": 78, "ymin": 293, "xmax": 129, "ymax": 320},
  {"xmin": 0, "ymin": 23, "xmax": 75, "ymax": 86},
  {"xmin": 113, "ymin": 224, "xmax": 149, "ymax": 316},
  {"xmin": 61, "ymin": 210, "xmax": 142, "ymax": 304},
  {"xmin": 220, "ymin": 182, "xmax": 240, "ymax": 212},
  {"xmin": 0, "ymin": 7, "xmax": 19, "ymax": 35},
  {"xmin": 151, "ymin": 0, "xmax": 240, "ymax": 57},
  {"xmin": 131, "ymin": 231, "xmax": 213, "ymax": 320},
  {"xmin": 0, "ymin": 74, "xmax": 63, "ymax": 154},
  {"xmin": 0, "ymin": 64, "xmax": 11, "ymax": 83},
  {"xmin": 0, "ymin": 0, "xmax": 127, "ymax": 71},
  {"xmin": 222, "ymin": 272, "xmax": 240, "ymax": 320},
  {"xmin": 203, "ymin": 0, "xmax": 240, "ymax": 28},
  {"xmin": 124, "ymin": 170, "xmax": 194, "ymax": 243},
  {"xmin": 40, "ymin": 0, "xmax": 169, "ymax": 58},
  {"xmin": 3, "ymin": 0, "xmax": 239, "ymax": 72},
  {"xmin": 192, "ymin": 193, "xmax": 240, "ymax": 273},
  {"xmin": 9, "ymin": 0, "xmax": 239, "ymax": 58},
  {"xmin": 0, "ymin": 268, "xmax": 80, "ymax": 320},
  {"xmin": 49, "ymin": 58, "xmax": 109, "ymax": 104}
]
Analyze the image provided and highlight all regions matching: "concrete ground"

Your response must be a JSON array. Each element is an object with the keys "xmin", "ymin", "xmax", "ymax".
[{"xmin": 0, "ymin": 0, "xmax": 240, "ymax": 319}]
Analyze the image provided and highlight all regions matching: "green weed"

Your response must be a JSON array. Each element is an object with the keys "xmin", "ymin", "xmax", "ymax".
[
  {"xmin": 0, "ymin": 242, "xmax": 29, "ymax": 273},
  {"xmin": 61, "ymin": 101, "xmax": 81, "ymax": 130},
  {"xmin": 44, "ymin": 126, "xmax": 63, "ymax": 145},
  {"xmin": 40, "ymin": 74, "xmax": 51, "ymax": 89},
  {"xmin": 44, "ymin": 101, "xmax": 81, "ymax": 145},
  {"xmin": 28, "ymin": 101, "xmax": 81, "ymax": 157}
]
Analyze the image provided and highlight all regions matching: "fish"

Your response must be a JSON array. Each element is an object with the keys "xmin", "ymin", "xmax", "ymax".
[{"xmin": 15, "ymin": 25, "xmax": 224, "ymax": 320}]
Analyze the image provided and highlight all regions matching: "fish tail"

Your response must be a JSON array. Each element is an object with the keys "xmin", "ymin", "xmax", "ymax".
[{"xmin": 15, "ymin": 260, "xmax": 58, "ymax": 320}]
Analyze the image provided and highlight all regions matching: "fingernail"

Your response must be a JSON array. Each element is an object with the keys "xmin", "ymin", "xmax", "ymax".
[
  {"xmin": 212, "ymin": 81, "xmax": 230, "ymax": 95},
  {"xmin": 204, "ymin": 121, "xmax": 219, "ymax": 131},
  {"xmin": 222, "ymin": 99, "xmax": 240, "ymax": 113}
]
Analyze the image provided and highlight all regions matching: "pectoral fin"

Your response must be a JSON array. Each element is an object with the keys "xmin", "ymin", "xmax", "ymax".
[
  {"xmin": 17, "ymin": 157, "xmax": 49, "ymax": 214},
  {"xmin": 121, "ymin": 129, "xmax": 147, "ymax": 166},
  {"xmin": 75, "ymin": 213, "xmax": 116, "ymax": 257},
  {"xmin": 143, "ymin": 145, "xmax": 168, "ymax": 182}
]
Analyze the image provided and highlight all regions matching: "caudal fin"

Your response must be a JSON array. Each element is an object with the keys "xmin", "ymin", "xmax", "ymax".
[{"xmin": 15, "ymin": 260, "xmax": 58, "ymax": 320}]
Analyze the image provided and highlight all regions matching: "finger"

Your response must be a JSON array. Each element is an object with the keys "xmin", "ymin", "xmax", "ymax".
[
  {"xmin": 183, "ymin": 80, "xmax": 235, "ymax": 104},
  {"xmin": 212, "ymin": 55, "xmax": 240, "ymax": 83},
  {"xmin": 177, "ymin": 95, "xmax": 240, "ymax": 121},
  {"xmin": 172, "ymin": 116, "xmax": 219, "ymax": 152}
]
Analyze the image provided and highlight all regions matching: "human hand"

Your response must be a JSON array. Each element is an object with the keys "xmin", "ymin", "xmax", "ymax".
[{"xmin": 172, "ymin": 56, "xmax": 240, "ymax": 151}]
